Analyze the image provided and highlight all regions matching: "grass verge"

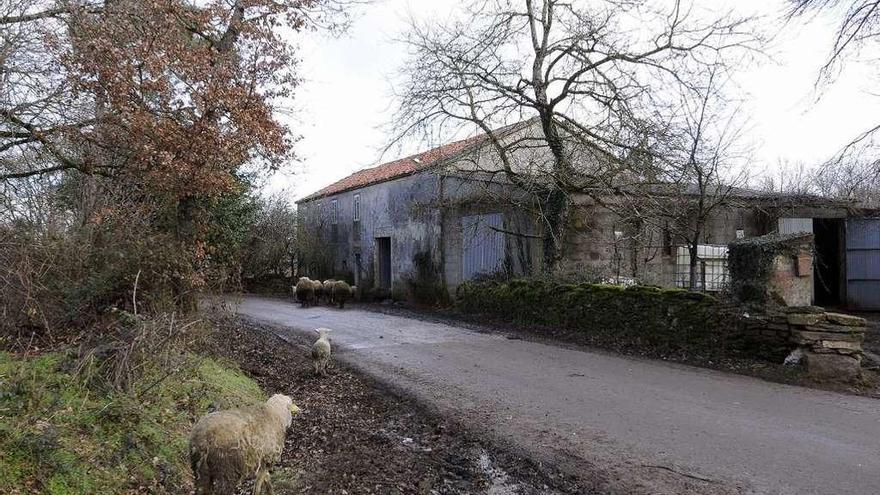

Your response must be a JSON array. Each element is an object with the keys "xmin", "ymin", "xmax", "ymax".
[{"xmin": 0, "ymin": 350, "xmax": 264, "ymax": 494}]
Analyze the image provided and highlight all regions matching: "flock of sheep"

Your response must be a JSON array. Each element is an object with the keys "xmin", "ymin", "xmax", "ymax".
[
  {"xmin": 293, "ymin": 277, "xmax": 356, "ymax": 309},
  {"xmin": 188, "ymin": 327, "xmax": 334, "ymax": 494}
]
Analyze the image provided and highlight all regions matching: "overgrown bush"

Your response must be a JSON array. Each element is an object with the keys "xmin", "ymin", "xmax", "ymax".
[
  {"xmin": 402, "ymin": 249, "xmax": 449, "ymax": 305},
  {"xmin": 456, "ymin": 279, "xmax": 730, "ymax": 354},
  {"xmin": 728, "ymin": 233, "xmax": 811, "ymax": 306}
]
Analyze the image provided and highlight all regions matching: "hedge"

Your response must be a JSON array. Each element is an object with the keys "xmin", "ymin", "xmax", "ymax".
[{"xmin": 456, "ymin": 279, "xmax": 730, "ymax": 353}]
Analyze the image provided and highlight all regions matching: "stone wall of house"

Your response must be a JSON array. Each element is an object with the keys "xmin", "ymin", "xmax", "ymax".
[
  {"xmin": 767, "ymin": 243, "xmax": 814, "ymax": 307},
  {"xmin": 297, "ymin": 172, "xmax": 444, "ymax": 296},
  {"xmin": 439, "ymin": 176, "xmax": 543, "ymax": 292},
  {"xmin": 562, "ymin": 200, "xmax": 768, "ymax": 286}
]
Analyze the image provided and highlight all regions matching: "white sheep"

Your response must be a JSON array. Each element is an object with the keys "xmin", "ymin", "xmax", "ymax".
[
  {"xmin": 311, "ymin": 328, "xmax": 332, "ymax": 376},
  {"xmin": 189, "ymin": 393, "xmax": 301, "ymax": 495}
]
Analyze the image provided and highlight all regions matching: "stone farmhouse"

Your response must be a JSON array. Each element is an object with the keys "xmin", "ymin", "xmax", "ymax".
[{"xmin": 296, "ymin": 120, "xmax": 880, "ymax": 309}]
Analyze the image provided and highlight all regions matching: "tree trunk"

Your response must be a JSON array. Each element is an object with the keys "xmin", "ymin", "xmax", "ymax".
[
  {"xmin": 542, "ymin": 187, "xmax": 567, "ymax": 272},
  {"xmin": 688, "ymin": 242, "xmax": 699, "ymax": 291},
  {"xmin": 174, "ymin": 195, "xmax": 198, "ymax": 312}
]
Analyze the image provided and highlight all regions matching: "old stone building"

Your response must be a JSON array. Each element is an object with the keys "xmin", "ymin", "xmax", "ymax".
[{"xmin": 296, "ymin": 120, "xmax": 880, "ymax": 309}]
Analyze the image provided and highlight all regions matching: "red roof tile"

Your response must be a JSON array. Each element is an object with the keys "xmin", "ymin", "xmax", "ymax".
[{"xmin": 298, "ymin": 120, "xmax": 534, "ymax": 202}]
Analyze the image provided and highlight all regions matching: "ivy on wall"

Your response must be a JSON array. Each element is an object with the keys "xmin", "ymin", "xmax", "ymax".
[{"xmin": 727, "ymin": 233, "xmax": 812, "ymax": 306}]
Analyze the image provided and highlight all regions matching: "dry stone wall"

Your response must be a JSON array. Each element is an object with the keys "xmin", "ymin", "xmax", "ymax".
[{"xmin": 741, "ymin": 306, "xmax": 867, "ymax": 382}]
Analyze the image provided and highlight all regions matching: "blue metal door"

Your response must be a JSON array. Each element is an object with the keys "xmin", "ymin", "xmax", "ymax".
[
  {"xmin": 846, "ymin": 218, "xmax": 880, "ymax": 309},
  {"xmin": 462, "ymin": 213, "xmax": 505, "ymax": 280}
]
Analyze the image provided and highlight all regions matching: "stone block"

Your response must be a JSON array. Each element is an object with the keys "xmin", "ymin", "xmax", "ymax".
[
  {"xmin": 784, "ymin": 305, "xmax": 825, "ymax": 314},
  {"xmin": 803, "ymin": 324, "xmax": 865, "ymax": 335},
  {"xmin": 790, "ymin": 330, "xmax": 862, "ymax": 343},
  {"xmin": 804, "ymin": 351, "xmax": 861, "ymax": 382},
  {"xmin": 813, "ymin": 340, "xmax": 862, "ymax": 352},
  {"xmin": 824, "ymin": 312, "xmax": 868, "ymax": 327},
  {"xmin": 787, "ymin": 313, "xmax": 825, "ymax": 326}
]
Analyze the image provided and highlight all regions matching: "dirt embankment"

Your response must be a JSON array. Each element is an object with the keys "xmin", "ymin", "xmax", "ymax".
[{"xmin": 201, "ymin": 315, "xmax": 587, "ymax": 494}]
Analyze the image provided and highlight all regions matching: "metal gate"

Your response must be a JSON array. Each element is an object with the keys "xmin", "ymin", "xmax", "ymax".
[
  {"xmin": 462, "ymin": 213, "xmax": 504, "ymax": 280},
  {"xmin": 846, "ymin": 218, "xmax": 880, "ymax": 309}
]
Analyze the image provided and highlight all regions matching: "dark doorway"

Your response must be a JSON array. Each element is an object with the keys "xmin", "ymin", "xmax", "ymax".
[
  {"xmin": 376, "ymin": 237, "xmax": 392, "ymax": 289},
  {"xmin": 813, "ymin": 218, "xmax": 844, "ymax": 306}
]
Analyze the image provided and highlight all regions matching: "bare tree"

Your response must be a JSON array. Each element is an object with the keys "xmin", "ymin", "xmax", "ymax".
[
  {"xmin": 788, "ymin": 1, "xmax": 880, "ymax": 165},
  {"xmin": 758, "ymin": 159, "xmax": 817, "ymax": 196},
  {"xmin": 243, "ymin": 193, "xmax": 298, "ymax": 279},
  {"xmin": 597, "ymin": 65, "xmax": 752, "ymax": 289},
  {"xmin": 391, "ymin": 0, "xmax": 759, "ymax": 272},
  {"xmin": 814, "ymin": 157, "xmax": 880, "ymax": 206}
]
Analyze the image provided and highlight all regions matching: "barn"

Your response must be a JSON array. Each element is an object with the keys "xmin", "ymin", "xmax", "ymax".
[{"xmin": 295, "ymin": 121, "xmax": 880, "ymax": 309}]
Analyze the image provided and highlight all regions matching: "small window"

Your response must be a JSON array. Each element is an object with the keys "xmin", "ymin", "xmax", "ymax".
[
  {"xmin": 353, "ymin": 194, "xmax": 360, "ymax": 222},
  {"xmin": 331, "ymin": 199, "xmax": 338, "ymax": 225}
]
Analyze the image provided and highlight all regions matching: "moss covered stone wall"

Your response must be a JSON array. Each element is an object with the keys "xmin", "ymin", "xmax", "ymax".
[{"xmin": 456, "ymin": 279, "xmax": 730, "ymax": 354}]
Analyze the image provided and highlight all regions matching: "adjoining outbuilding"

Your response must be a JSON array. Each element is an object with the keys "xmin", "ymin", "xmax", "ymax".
[{"xmin": 296, "ymin": 120, "xmax": 880, "ymax": 309}]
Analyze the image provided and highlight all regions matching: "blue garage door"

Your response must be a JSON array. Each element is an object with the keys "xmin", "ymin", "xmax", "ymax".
[
  {"xmin": 462, "ymin": 213, "xmax": 505, "ymax": 280},
  {"xmin": 846, "ymin": 218, "xmax": 880, "ymax": 310}
]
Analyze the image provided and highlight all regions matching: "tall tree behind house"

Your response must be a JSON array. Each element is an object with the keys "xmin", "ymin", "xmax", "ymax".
[{"xmin": 390, "ymin": 0, "xmax": 762, "ymax": 272}]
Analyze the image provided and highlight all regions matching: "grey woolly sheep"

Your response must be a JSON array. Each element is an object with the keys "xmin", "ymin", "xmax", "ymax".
[
  {"xmin": 295, "ymin": 277, "xmax": 314, "ymax": 307},
  {"xmin": 189, "ymin": 394, "xmax": 301, "ymax": 495},
  {"xmin": 349, "ymin": 285, "xmax": 358, "ymax": 301},
  {"xmin": 312, "ymin": 279, "xmax": 324, "ymax": 305},
  {"xmin": 322, "ymin": 279, "xmax": 336, "ymax": 304},
  {"xmin": 311, "ymin": 328, "xmax": 332, "ymax": 375},
  {"xmin": 331, "ymin": 280, "xmax": 351, "ymax": 308}
]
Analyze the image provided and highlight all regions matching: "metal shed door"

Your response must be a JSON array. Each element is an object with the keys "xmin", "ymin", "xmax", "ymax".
[
  {"xmin": 462, "ymin": 213, "xmax": 504, "ymax": 280},
  {"xmin": 846, "ymin": 218, "xmax": 880, "ymax": 309}
]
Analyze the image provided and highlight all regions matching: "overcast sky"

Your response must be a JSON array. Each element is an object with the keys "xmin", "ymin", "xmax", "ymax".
[{"xmin": 266, "ymin": 0, "xmax": 880, "ymax": 201}]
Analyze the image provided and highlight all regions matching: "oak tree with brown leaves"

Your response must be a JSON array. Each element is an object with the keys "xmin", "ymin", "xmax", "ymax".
[{"xmin": 1, "ymin": 0, "xmax": 338, "ymax": 307}]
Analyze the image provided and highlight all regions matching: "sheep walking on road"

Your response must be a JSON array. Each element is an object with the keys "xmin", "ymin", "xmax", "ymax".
[
  {"xmin": 312, "ymin": 279, "xmax": 324, "ymax": 305},
  {"xmin": 322, "ymin": 279, "xmax": 336, "ymax": 305},
  {"xmin": 311, "ymin": 328, "xmax": 332, "ymax": 376},
  {"xmin": 331, "ymin": 280, "xmax": 352, "ymax": 309},
  {"xmin": 295, "ymin": 277, "xmax": 314, "ymax": 307},
  {"xmin": 189, "ymin": 394, "xmax": 301, "ymax": 495}
]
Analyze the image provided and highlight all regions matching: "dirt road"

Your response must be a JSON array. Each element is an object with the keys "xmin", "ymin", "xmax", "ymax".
[{"xmin": 229, "ymin": 295, "xmax": 880, "ymax": 495}]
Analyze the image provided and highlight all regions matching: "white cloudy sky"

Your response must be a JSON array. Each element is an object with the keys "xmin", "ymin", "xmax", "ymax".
[{"xmin": 266, "ymin": 0, "xmax": 880, "ymax": 201}]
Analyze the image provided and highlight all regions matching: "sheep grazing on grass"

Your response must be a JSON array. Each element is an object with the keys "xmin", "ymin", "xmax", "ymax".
[
  {"xmin": 295, "ymin": 277, "xmax": 314, "ymax": 307},
  {"xmin": 190, "ymin": 394, "xmax": 301, "ymax": 495},
  {"xmin": 311, "ymin": 328, "xmax": 332, "ymax": 375},
  {"xmin": 331, "ymin": 280, "xmax": 352, "ymax": 308}
]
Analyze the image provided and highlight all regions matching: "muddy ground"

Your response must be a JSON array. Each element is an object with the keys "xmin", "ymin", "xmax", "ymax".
[{"xmin": 201, "ymin": 314, "xmax": 589, "ymax": 494}]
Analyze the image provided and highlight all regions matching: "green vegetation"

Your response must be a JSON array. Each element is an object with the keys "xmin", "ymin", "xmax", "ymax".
[
  {"xmin": 0, "ymin": 350, "xmax": 264, "ymax": 494},
  {"xmin": 728, "ymin": 232, "xmax": 811, "ymax": 306},
  {"xmin": 456, "ymin": 279, "xmax": 729, "ymax": 354}
]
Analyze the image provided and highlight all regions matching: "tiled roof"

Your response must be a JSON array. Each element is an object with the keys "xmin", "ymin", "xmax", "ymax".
[{"xmin": 298, "ymin": 121, "xmax": 533, "ymax": 202}]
